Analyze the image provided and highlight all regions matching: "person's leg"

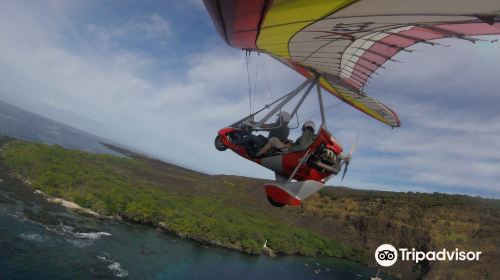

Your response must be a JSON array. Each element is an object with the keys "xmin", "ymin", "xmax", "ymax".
[
  {"xmin": 256, "ymin": 141, "xmax": 273, "ymax": 157},
  {"xmin": 243, "ymin": 135, "xmax": 264, "ymax": 157},
  {"xmin": 256, "ymin": 137, "xmax": 285, "ymax": 157},
  {"xmin": 244, "ymin": 134, "xmax": 266, "ymax": 147}
]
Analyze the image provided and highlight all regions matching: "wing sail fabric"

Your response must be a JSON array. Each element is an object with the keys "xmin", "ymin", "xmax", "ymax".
[
  {"xmin": 273, "ymin": 56, "xmax": 401, "ymax": 127},
  {"xmin": 203, "ymin": 0, "xmax": 500, "ymax": 127}
]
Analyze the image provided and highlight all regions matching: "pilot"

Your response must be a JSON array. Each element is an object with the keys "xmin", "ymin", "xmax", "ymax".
[
  {"xmin": 232, "ymin": 120, "xmax": 255, "ymax": 145},
  {"xmin": 255, "ymin": 111, "xmax": 292, "ymax": 157},
  {"xmin": 244, "ymin": 111, "xmax": 292, "ymax": 157}
]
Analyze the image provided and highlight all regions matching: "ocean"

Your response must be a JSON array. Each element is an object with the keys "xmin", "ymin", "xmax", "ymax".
[{"xmin": 0, "ymin": 177, "xmax": 388, "ymax": 279}]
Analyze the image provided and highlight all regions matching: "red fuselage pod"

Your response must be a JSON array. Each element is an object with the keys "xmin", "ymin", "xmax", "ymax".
[{"xmin": 216, "ymin": 127, "xmax": 343, "ymax": 184}]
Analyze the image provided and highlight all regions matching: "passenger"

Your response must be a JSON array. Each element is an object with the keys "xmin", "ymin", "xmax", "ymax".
[
  {"xmin": 255, "ymin": 111, "xmax": 291, "ymax": 157},
  {"xmin": 288, "ymin": 120, "xmax": 316, "ymax": 152}
]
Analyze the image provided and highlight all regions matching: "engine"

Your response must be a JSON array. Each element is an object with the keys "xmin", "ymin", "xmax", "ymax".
[{"xmin": 308, "ymin": 144, "xmax": 342, "ymax": 174}]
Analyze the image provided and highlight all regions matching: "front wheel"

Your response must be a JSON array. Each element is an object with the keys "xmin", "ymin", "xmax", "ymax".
[{"xmin": 214, "ymin": 135, "xmax": 227, "ymax": 151}]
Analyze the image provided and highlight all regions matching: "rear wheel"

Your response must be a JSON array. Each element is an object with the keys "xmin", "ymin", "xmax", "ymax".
[
  {"xmin": 267, "ymin": 196, "xmax": 285, "ymax": 208},
  {"xmin": 214, "ymin": 135, "xmax": 227, "ymax": 151}
]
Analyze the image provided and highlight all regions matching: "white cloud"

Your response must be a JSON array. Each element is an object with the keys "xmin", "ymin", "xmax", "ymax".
[{"xmin": 85, "ymin": 14, "xmax": 173, "ymax": 49}]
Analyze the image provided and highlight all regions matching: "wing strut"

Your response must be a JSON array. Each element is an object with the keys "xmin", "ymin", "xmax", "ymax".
[
  {"xmin": 316, "ymin": 77, "xmax": 327, "ymax": 128},
  {"xmin": 229, "ymin": 78, "xmax": 312, "ymax": 128},
  {"xmin": 257, "ymin": 79, "xmax": 312, "ymax": 128}
]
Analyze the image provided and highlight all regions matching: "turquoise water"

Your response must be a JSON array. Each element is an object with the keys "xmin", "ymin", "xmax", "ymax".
[{"xmin": 0, "ymin": 178, "xmax": 391, "ymax": 280}]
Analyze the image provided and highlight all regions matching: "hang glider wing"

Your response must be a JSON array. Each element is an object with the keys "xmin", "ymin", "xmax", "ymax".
[{"xmin": 203, "ymin": 0, "xmax": 500, "ymax": 127}]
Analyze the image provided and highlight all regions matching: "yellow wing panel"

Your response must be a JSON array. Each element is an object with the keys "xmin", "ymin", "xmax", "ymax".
[
  {"xmin": 319, "ymin": 77, "xmax": 400, "ymax": 127},
  {"xmin": 256, "ymin": 0, "xmax": 357, "ymax": 58}
]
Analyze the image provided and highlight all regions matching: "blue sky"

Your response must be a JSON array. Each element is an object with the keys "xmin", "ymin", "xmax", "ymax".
[{"xmin": 0, "ymin": 0, "xmax": 499, "ymax": 198}]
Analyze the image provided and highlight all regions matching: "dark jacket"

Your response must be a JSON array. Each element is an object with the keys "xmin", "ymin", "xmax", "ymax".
[{"xmin": 268, "ymin": 122, "xmax": 290, "ymax": 143}]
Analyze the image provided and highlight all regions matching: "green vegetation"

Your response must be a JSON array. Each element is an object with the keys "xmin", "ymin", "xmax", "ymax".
[{"xmin": 0, "ymin": 140, "xmax": 357, "ymax": 258}]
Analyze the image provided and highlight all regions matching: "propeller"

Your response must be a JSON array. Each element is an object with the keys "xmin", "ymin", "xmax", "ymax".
[{"xmin": 341, "ymin": 134, "xmax": 359, "ymax": 182}]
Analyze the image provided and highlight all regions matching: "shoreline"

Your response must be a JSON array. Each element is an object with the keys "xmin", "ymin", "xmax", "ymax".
[
  {"xmin": 34, "ymin": 189, "xmax": 101, "ymax": 218},
  {"xmin": 33, "ymin": 185, "xmax": 276, "ymax": 257}
]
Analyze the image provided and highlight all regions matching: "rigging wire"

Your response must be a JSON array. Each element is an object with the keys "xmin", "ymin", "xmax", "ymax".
[
  {"xmin": 259, "ymin": 53, "xmax": 274, "ymax": 100},
  {"xmin": 247, "ymin": 51, "xmax": 368, "ymax": 124},
  {"xmin": 245, "ymin": 50, "xmax": 252, "ymax": 114},
  {"xmin": 252, "ymin": 52, "xmax": 259, "ymax": 113},
  {"xmin": 247, "ymin": 52, "xmax": 274, "ymax": 115},
  {"xmin": 299, "ymin": 95, "xmax": 366, "ymax": 120}
]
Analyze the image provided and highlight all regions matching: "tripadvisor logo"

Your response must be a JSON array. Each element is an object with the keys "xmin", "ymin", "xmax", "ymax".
[
  {"xmin": 375, "ymin": 244, "xmax": 398, "ymax": 267},
  {"xmin": 374, "ymin": 244, "xmax": 482, "ymax": 267}
]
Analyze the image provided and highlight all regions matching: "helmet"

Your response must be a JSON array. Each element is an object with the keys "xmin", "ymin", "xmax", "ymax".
[
  {"xmin": 242, "ymin": 120, "xmax": 254, "ymax": 128},
  {"xmin": 241, "ymin": 120, "xmax": 254, "ymax": 133},
  {"xmin": 303, "ymin": 120, "xmax": 315, "ymax": 131},
  {"xmin": 277, "ymin": 111, "xmax": 291, "ymax": 123}
]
